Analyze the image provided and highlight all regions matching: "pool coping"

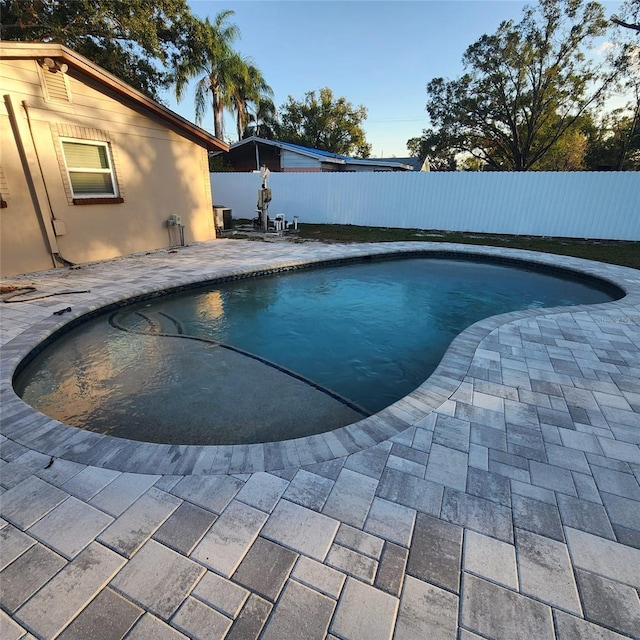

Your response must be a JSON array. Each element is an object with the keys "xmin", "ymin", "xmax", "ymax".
[{"xmin": 2, "ymin": 241, "xmax": 640, "ymax": 475}]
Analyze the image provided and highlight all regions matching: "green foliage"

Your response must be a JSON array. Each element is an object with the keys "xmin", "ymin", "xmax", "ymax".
[
  {"xmin": 411, "ymin": 0, "xmax": 613, "ymax": 171},
  {"xmin": 528, "ymin": 113, "xmax": 596, "ymax": 171},
  {"xmin": 532, "ymin": 127, "xmax": 589, "ymax": 171},
  {"xmin": 584, "ymin": 108, "xmax": 640, "ymax": 170},
  {"xmin": 0, "ymin": 0, "xmax": 196, "ymax": 100},
  {"xmin": 208, "ymin": 153, "xmax": 233, "ymax": 172},
  {"xmin": 242, "ymin": 97, "xmax": 279, "ymax": 139},
  {"xmin": 174, "ymin": 11, "xmax": 271, "ymax": 142},
  {"xmin": 174, "ymin": 10, "xmax": 240, "ymax": 139},
  {"xmin": 611, "ymin": 0, "xmax": 640, "ymax": 34},
  {"xmin": 278, "ymin": 88, "xmax": 372, "ymax": 158},
  {"xmin": 605, "ymin": 0, "xmax": 640, "ymax": 170},
  {"xmin": 227, "ymin": 61, "xmax": 273, "ymax": 140},
  {"xmin": 407, "ymin": 129, "xmax": 457, "ymax": 171}
]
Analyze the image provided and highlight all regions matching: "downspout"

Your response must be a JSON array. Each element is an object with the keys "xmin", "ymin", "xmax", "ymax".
[
  {"xmin": 255, "ymin": 140, "xmax": 260, "ymax": 171},
  {"xmin": 3, "ymin": 95, "xmax": 74, "ymax": 268},
  {"xmin": 22, "ymin": 99, "xmax": 76, "ymax": 266}
]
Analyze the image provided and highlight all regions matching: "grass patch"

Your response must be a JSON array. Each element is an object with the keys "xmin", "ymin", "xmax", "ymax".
[
  {"xmin": 295, "ymin": 224, "xmax": 640, "ymax": 270},
  {"xmin": 226, "ymin": 220, "xmax": 639, "ymax": 269}
]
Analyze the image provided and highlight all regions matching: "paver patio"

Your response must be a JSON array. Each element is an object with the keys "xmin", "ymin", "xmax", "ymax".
[{"xmin": 1, "ymin": 239, "xmax": 639, "ymax": 639}]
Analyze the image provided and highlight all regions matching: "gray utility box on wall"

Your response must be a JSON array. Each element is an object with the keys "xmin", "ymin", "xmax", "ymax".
[{"xmin": 213, "ymin": 207, "xmax": 233, "ymax": 232}]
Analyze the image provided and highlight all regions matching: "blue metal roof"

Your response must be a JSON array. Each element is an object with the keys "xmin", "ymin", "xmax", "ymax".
[
  {"xmin": 277, "ymin": 141, "xmax": 350, "ymax": 161},
  {"xmin": 229, "ymin": 137, "xmax": 414, "ymax": 170}
]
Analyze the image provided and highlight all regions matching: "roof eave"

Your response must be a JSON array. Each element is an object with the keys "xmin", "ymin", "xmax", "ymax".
[
  {"xmin": 0, "ymin": 42, "xmax": 228, "ymax": 152},
  {"xmin": 344, "ymin": 158, "xmax": 413, "ymax": 170},
  {"xmin": 231, "ymin": 137, "xmax": 346, "ymax": 164}
]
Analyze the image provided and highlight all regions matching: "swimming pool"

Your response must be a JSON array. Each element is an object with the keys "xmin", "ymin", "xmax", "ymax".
[{"xmin": 15, "ymin": 255, "xmax": 620, "ymax": 445}]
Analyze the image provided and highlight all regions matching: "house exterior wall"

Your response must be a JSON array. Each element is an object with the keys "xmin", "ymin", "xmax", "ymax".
[
  {"xmin": 222, "ymin": 143, "xmax": 281, "ymax": 173},
  {"xmin": 281, "ymin": 149, "xmax": 322, "ymax": 172},
  {"xmin": 1, "ymin": 57, "xmax": 216, "ymax": 277}
]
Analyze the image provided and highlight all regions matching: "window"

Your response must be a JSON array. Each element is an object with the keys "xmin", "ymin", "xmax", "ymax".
[{"xmin": 61, "ymin": 139, "xmax": 119, "ymax": 200}]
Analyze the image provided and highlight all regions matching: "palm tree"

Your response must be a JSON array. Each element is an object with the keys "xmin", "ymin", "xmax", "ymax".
[
  {"xmin": 193, "ymin": 50, "xmax": 248, "ymax": 140},
  {"xmin": 243, "ymin": 97, "xmax": 279, "ymax": 139},
  {"xmin": 174, "ymin": 11, "xmax": 241, "ymax": 140},
  {"xmin": 228, "ymin": 61, "xmax": 274, "ymax": 140}
]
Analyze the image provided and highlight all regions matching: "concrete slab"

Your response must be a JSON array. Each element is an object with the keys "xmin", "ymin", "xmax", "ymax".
[
  {"xmin": 232, "ymin": 537, "xmax": 297, "ymax": 601},
  {"xmin": 224, "ymin": 595, "xmax": 272, "ymax": 640},
  {"xmin": 463, "ymin": 529, "xmax": 518, "ymax": 590},
  {"xmin": 191, "ymin": 570, "xmax": 249, "ymax": 618},
  {"xmin": 394, "ymin": 575, "xmax": 458, "ymax": 640},
  {"xmin": 0, "ymin": 476, "xmax": 69, "ymax": 530},
  {"xmin": 261, "ymin": 499, "xmax": 339, "ymax": 561},
  {"xmin": 330, "ymin": 577, "xmax": 398, "ymax": 640},
  {"xmin": 461, "ymin": 573, "xmax": 555, "ymax": 640},
  {"xmin": 55, "ymin": 588, "xmax": 143, "ymax": 640},
  {"xmin": 374, "ymin": 542, "xmax": 408, "ymax": 597},
  {"xmin": 97, "ymin": 487, "xmax": 181, "ymax": 557},
  {"xmin": 27, "ymin": 496, "xmax": 113, "ymax": 559},
  {"xmin": 14, "ymin": 542, "xmax": 125, "ymax": 639},
  {"xmin": 110, "ymin": 540, "xmax": 204, "ymax": 620},
  {"xmin": 191, "ymin": 500, "xmax": 268, "ymax": 577},
  {"xmin": 171, "ymin": 597, "xmax": 232, "ymax": 640},
  {"xmin": 516, "ymin": 528, "xmax": 582, "ymax": 615},
  {"xmin": 291, "ymin": 556, "xmax": 346, "ymax": 599},
  {"xmin": 261, "ymin": 580, "xmax": 335, "ymax": 640},
  {"xmin": 0, "ymin": 543, "xmax": 66, "ymax": 613}
]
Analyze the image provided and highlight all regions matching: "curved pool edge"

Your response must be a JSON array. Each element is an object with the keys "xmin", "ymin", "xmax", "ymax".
[{"xmin": 2, "ymin": 240, "xmax": 639, "ymax": 475}]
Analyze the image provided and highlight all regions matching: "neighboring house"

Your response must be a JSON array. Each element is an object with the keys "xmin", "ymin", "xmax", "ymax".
[
  {"xmin": 0, "ymin": 42, "xmax": 228, "ymax": 277},
  {"xmin": 377, "ymin": 157, "xmax": 427, "ymax": 171},
  {"xmin": 213, "ymin": 136, "xmax": 416, "ymax": 173}
]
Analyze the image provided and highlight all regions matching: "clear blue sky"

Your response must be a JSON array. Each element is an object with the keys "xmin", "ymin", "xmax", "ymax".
[{"xmin": 165, "ymin": 0, "xmax": 622, "ymax": 157}]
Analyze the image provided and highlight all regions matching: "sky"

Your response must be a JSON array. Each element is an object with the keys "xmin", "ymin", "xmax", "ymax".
[{"xmin": 164, "ymin": 0, "xmax": 624, "ymax": 157}]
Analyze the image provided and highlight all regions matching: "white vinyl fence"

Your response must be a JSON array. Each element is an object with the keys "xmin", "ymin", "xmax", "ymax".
[{"xmin": 211, "ymin": 172, "xmax": 640, "ymax": 241}]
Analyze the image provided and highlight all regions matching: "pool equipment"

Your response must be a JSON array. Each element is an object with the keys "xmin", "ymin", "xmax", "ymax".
[
  {"xmin": 166, "ymin": 214, "xmax": 185, "ymax": 246},
  {"xmin": 257, "ymin": 165, "xmax": 271, "ymax": 232},
  {"xmin": 213, "ymin": 207, "xmax": 233, "ymax": 233}
]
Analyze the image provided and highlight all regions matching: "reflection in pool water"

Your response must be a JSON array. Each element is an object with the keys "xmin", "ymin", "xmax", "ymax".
[{"xmin": 15, "ymin": 257, "xmax": 618, "ymax": 445}]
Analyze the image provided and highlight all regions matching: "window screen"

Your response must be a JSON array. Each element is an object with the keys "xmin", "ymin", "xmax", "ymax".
[{"xmin": 61, "ymin": 140, "xmax": 117, "ymax": 197}]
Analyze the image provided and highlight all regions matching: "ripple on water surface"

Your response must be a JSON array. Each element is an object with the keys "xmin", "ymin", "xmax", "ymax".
[{"xmin": 15, "ymin": 257, "xmax": 618, "ymax": 445}]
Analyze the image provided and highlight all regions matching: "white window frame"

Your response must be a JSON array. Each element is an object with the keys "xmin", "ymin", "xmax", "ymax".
[{"xmin": 60, "ymin": 138, "xmax": 119, "ymax": 199}]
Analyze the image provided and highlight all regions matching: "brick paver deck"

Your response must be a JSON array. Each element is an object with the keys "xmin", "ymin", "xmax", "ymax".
[{"xmin": 1, "ymin": 239, "xmax": 639, "ymax": 639}]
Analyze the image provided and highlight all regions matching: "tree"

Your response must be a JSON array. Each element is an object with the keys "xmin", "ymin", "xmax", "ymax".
[
  {"xmin": 174, "ymin": 11, "xmax": 272, "ymax": 142},
  {"xmin": 532, "ymin": 126, "xmax": 589, "ymax": 170},
  {"xmin": 607, "ymin": 0, "xmax": 640, "ymax": 170},
  {"xmin": 411, "ymin": 0, "xmax": 613, "ymax": 171},
  {"xmin": 278, "ymin": 88, "xmax": 372, "ymax": 157},
  {"xmin": 227, "ymin": 61, "xmax": 273, "ymax": 140},
  {"xmin": 0, "ymin": 0, "xmax": 196, "ymax": 100},
  {"xmin": 407, "ymin": 129, "xmax": 458, "ymax": 170},
  {"xmin": 584, "ymin": 108, "xmax": 640, "ymax": 170},
  {"xmin": 612, "ymin": 16, "xmax": 640, "ymax": 31},
  {"xmin": 611, "ymin": 0, "xmax": 640, "ymax": 32},
  {"xmin": 242, "ymin": 97, "xmax": 279, "ymax": 139},
  {"xmin": 174, "ymin": 11, "xmax": 241, "ymax": 140}
]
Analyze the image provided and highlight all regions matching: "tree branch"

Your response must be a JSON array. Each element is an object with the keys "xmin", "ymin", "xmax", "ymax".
[{"xmin": 611, "ymin": 17, "xmax": 640, "ymax": 32}]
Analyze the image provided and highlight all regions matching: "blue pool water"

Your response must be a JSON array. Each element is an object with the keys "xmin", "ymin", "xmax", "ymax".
[{"xmin": 15, "ymin": 257, "xmax": 618, "ymax": 444}]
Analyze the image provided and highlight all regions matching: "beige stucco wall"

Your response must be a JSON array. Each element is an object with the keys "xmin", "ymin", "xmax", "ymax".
[{"xmin": 1, "ymin": 57, "xmax": 216, "ymax": 277}]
